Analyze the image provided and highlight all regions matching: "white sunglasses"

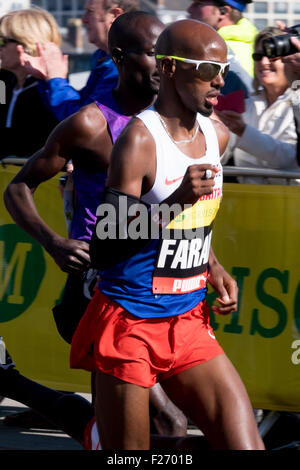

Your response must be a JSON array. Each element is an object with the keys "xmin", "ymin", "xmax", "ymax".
[{"xmin": 156, "ymin": 55, "xmax": 230, "ymax": 81}]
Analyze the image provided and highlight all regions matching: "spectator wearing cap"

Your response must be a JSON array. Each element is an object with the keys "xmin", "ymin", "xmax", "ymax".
[
  {"xmin": 187, "ymin": 0, "xmax": 255, "ymax": 95},
  {"xmin": 187, "ymin": 0, "xmax": 221, "ymax": 29},
  {"xmin": 188, "ymin": 1, "xmax": 257, "ymax": 79},
  {"xmin": 217, "ymin": 0, "xmax": 258, "ymax": 78}
]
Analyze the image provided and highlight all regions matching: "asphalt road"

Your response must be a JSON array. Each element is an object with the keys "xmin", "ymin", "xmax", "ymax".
[{"xmin": 0, "ymin": 396, "xmax": 85, "ymax": 451}]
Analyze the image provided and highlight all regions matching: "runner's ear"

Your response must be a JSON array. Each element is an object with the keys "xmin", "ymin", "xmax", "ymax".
[
  {"xmin": 160, "ymin": 57, "xmax": 176, "ymax": 78},
  {"xmin": 111, "ymin": 47, "xmax": 123, "ymax": 64}
]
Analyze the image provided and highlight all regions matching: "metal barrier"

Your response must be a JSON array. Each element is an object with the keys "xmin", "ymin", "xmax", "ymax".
[
  {"xmin": 223, "ymin": 166, "xmax": 300, "ymax": 184},
  {"xmin": 1, "ymin": 157, "xmax": 28, "ymax": 166},
  {"xmin": 2, "ymin": 158, "xmax": 300, "ymax": 184}
]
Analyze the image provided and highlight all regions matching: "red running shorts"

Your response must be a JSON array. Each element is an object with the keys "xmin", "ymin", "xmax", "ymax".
[{"xmin": 70, "ymin": 289, "xmax": 224, "ymax": 388}]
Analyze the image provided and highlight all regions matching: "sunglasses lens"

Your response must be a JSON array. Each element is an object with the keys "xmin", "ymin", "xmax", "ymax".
[
  {"xmin": 197, "ymin": 62, "xmax": 229, "ymax": 81},
  {"xmin": 252, "ymin": 52, "xmax": 263, "ymax": 61},
  {"xmin": 0, "ymin": 37, "xmax": 18, "ymax": 47},
  {"xmin": 197, "ymin": 62, "xmax": 221, "ymax": 81}
]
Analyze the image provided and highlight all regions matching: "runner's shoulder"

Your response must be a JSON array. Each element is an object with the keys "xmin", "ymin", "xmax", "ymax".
[
  {"xmin": 108, "ymin": 116, "xmax": 156, "ymax": 189},
  {"xmin": 69, "ymin": 103, "xmax": 108, "ymax": 140},
  {"xmin": 112, "ymin": 116, "xmax": 156, "ymax": 164}
]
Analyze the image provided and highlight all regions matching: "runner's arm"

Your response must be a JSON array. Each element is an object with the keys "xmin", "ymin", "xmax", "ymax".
[
  {"xmin": 206, "ymin": 122, "xmax": 237, "ymax": 314},
  {"xmin": 208, "ymin": 248, "xmax": 238, "ymax": 314},
  {"xmin": 4, "ymin": 106, "xmax": 110, "ymax": 273}
]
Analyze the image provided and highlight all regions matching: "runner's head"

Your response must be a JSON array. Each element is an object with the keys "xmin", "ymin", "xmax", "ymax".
[
  {"xmin": 155, "ymin": 19, "xmax": 228, "ymax": 117},
  {"xmin": 109, "ymin": 11, "xmax": 164, "ymax": 98}
]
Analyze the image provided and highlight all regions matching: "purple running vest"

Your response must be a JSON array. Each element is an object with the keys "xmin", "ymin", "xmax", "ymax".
[{"xmin": 70, "ymin": 101, "xmax": 130, "ymax": 241}]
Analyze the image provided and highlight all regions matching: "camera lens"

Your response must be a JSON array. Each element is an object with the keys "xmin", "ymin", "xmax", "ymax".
[
  {"xmin": 262, "ymin": 26, "xmax": 300, "ymax": 58},
  {"xmin": 262, "ymin": 34, "xmax": 292, "ymax": 58},
  {"xmin": 277, "ymin": 34, "xmax": 296, "ymax": 56},
  {"xmin": 262, "ymin": 38, "xmax": 276, "ymax": 58}
]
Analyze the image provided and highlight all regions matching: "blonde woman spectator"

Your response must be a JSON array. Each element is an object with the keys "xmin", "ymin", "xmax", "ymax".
[
  {"xmin": 0, "ymin": 8, "xmax": 60, "ymax": 158},
  {"xmin": 218, "ymin": 27, "xmax": 300, "ymax": 185}
]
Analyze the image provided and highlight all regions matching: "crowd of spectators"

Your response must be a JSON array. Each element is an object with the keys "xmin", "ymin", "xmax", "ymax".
[
  {"xmin": 188, "ymin": 0, "xmax": 300, "ymax": 183},
  {"xmin": 1, "ymin": 0, "xmax": 299, "ymax": 179},
  {"xmin": 218, "ymin": 26, "xmax": 300, "ymax": 184}
]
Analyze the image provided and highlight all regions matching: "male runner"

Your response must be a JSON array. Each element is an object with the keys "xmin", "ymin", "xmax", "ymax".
[
  {"xmin": 4, "ymin": 11, "xmax": 187, "ymax": 438},
  {"xmin": 70, "ymin": 19, "xmax": 265, "ymax": 450}
]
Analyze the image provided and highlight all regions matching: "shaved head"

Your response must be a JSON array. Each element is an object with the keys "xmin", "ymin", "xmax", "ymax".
[
  {"xmin": 154, "ymin": 19, "xmax": 228, "ymax": 117},
  {"xmin": 155, "ymin": 19, "xmax": 226, "ymax": 60},
  {"xmin": 109, "ymin": 11, "xmax": 163, "ymax": 52}
]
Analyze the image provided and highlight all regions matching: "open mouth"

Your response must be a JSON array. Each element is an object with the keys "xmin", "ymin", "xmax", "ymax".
[{"xmin": 205, "ymin": 93, "xmax": 219, "ymax": 107}]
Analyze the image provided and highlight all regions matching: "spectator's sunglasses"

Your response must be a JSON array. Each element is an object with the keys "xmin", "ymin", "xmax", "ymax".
[
  {"xmin": 156, "ymin": 55, "xmax": 230, "ymax": 81},
  {"xmin": 252, "ymin": 52, "xmax": 280, "ymax": 62},
  {"xmin": 0, "ymin": 36, "xmax": 19, "ymax": 47}
]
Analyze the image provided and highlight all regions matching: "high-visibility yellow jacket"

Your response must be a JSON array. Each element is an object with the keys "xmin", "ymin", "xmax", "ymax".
[{"xmin": 218, "ymin": 17, "xmax": 258, "ymax": 77}]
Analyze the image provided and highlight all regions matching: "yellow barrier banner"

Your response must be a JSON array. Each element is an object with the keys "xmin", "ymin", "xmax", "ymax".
[
  {"xmin": 1, "ymin": 166, "xmax": 300, "ymax": 410},
  {"xmin": 209, "ymin": 183, "xmax": 300, "ymax": 412},
  {"xmin": 0, "ymin": 165, "xmax": 91, "ymax": 392}
]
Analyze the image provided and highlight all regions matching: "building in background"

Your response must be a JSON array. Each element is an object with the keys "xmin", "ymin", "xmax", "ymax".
[
  {"xmin": 0, "ymin": 0, "xmax": 29, "ymax": 16},
  {"xmin": 30, "ymin": 0, "xmax": 85, "ymax": 28},
  {"xmin": 143, "ymin": 0, "xmax": 300, "ymax": 30},
  {"xmin": 246, "ymin": 1, "xmax": 300, "ymax": 30},
  {"xmin": 29, "ymin": 1, "xmax": 300, "ymax": 30},
  {"xmin": 140, "ymin": 0, "xmax": 189, "ymax": 23},
  {"xmin": 29, "ymin": 0, "xmax": 189, "ymax": 27}
]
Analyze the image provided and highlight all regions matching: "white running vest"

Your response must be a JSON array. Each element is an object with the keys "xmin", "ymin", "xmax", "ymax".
[{"xmin": 139, "ymin": 109, "xmax": 222, "ymax": 205}]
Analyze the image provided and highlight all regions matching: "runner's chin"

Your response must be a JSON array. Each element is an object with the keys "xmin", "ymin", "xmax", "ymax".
[
  {"xmin": 198, "ymin": 100, "xmax": 214, "ymax": 117},
  {"xmin": 150, "ymin": 76, "xmax": 160, "ymax": 93}
]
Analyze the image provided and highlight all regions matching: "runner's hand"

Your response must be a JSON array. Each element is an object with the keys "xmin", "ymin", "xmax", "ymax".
[
  {"xmin": 208, "ymin": 261, "xmax": 238, "ymax": 315},
  {"xmin": 49, "ymin": 237, "xmax": 91, "ymax": 274},
  {"xmin": 174, "ymin": 164, "xmax": 219, "ymax": 205}
]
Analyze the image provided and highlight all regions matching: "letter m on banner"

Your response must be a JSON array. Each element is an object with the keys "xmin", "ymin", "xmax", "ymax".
[
  {"xmin": 0, "ymin": 80, "xmax": 5, "ymax": 104},
  {"xmin": 0, "ymin": 241, "xmax": 32, "ymax": 304}
]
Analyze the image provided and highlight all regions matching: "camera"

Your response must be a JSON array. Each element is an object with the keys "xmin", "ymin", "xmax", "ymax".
[{"xmin": 262, "ymin": 24, "xmax": 300, "ymax": 58}]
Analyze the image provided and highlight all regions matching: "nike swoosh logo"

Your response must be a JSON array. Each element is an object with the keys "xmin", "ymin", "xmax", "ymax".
[{"xmin": 165, "ymin": 176, "xmax": 184, "ymax": 186}]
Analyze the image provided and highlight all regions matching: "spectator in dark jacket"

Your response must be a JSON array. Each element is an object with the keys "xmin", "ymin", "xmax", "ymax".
[{"xmin": 0, "ymin": 8, "xmax": 60, "ymax": 159}]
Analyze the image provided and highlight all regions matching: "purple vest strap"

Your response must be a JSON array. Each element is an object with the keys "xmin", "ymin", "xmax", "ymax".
[
  {"xmin": 70, "ymin": 102, "xmax": 130, "ymax": 241},
  {"xmin": 94, "ymin": 101, "xmax": 130, "ymax": 143}
]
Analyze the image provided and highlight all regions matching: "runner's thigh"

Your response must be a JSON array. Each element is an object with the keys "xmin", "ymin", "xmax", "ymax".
[
  {"xmin": 95, "ymin": 371, "xmax": 150, "ymax": 450},
  {"xmin": 161, "ymin": 354, "xmax": 264, "ymax": 450}
]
